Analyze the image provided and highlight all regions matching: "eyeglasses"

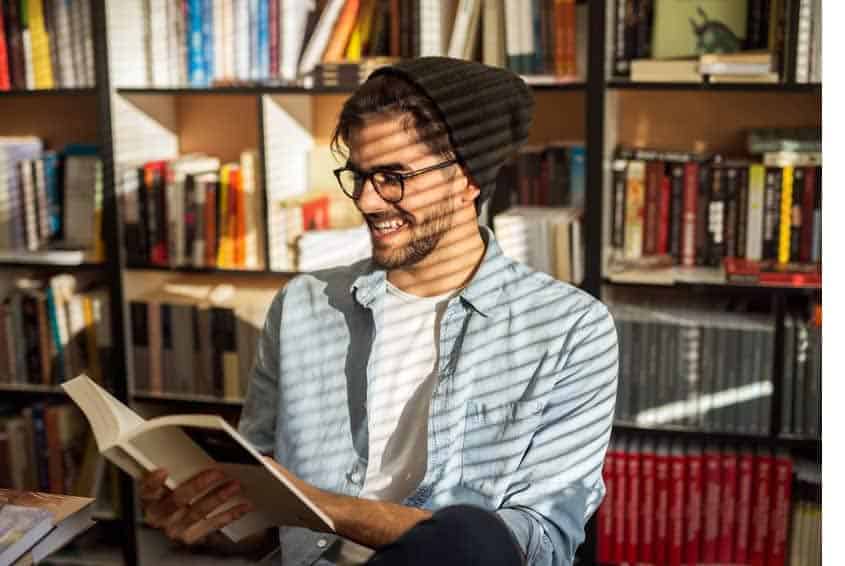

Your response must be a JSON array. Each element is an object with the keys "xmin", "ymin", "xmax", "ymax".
[{"xmin": 333, "ymin": 159, "xmax": 458, "ymax": 204}]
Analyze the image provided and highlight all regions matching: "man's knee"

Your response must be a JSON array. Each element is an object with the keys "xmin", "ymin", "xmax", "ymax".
[{"xmin": 367, "ymin": 505, "xmax": 524, "ymax": 566}]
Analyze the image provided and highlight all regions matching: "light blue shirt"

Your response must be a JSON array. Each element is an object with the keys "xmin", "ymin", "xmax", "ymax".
[{"xmin": 238, "ymin": 226, "xmax": 619, "ymax": 566}]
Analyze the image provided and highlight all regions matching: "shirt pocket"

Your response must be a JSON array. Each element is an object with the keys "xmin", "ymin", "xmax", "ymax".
[{"xmin": 459, "ymin": 399, "xmax": 544, "ymax": 505}]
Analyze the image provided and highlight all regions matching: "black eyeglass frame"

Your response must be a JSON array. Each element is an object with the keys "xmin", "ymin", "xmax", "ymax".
[{"xmin": 333, "ymin": 159, "xmax": 459, "ymax": 203}]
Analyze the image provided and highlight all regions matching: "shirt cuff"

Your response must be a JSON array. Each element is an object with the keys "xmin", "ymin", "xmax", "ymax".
[{"xmin": 497, "ymin": 507, "xmax": 556, "ymax": 566}]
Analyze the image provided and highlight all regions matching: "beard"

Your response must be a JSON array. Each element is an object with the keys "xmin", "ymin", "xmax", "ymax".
[{"xmin": 370, "ymin": 198, "xmax": 455, "ymax": 270}]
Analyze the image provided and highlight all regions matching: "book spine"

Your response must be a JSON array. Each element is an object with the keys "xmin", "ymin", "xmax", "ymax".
[
  {"xmin": 611, "ymin": 158, "xmax": 627, "ymax": 250},
  {"xmin": 695, "ymin": 160, "xmax": 711, "ymax": 266},
  {"xmin": 668, "ymin": 163, "xmax": 684, "ymax": 263},
  {"xmin": 639, "ymin": 441, "xmax": 655, "ymax": 564},
  {"xmin": 767, "ymin": 454, "xmax": 793, "ymax": 566},
  {"xmin": 811, "ymin": 172, "xmax": 820, "ymax": 261},
  {"xmin": 0, "ymin": 5, "xmax": 9, "ymax": 90},
  {"xmin": 799, "ymin": 167, "xmax": 817, "ymax": 262},
  {"xmin": 707, "ymin": 163, "xmax": 725, "ymax": 266},
  {"xmin": 735, "ymin": 166, "xmax": 749, "ymax": 259},
  {"xmin": 747, "ymin": 164, "xmax": 765, "ymax": 261},
  {"xmin": 750, "ymin": 450, "xmax": 773, "ymax": 566},
  {"xmin": 790, "ymin": 167, "xmax": 804, "ymax": 262},
  {"xmin": 762, "ymin": 167, "xmax": 782, "ymax": 261},
  {"xmin": 668, "ymin": 442, "xmax": 685, "ymax": 566},
  {"xmin": 612, "ymin": 0, "xmax": 628, "ymax": 75},
  {"xmin": 30, "ymin": 403, "xmax": 50, "ymax": 491},
  {"xmin": 778, "ymin": 165, "xmax": 794, "ymax": 263},
  {"xmin": 680, "ymin": 161, "xmax": 698, "ymax": 266},
  {"xmin": 643, "ymin": 159, "xmax": 660, "ymax": 255},
  {"xmin": 684, "ymin": 445, "xmax": 704, "ymax": 564},
  {"xmin": 735, "ymin": 447, "xmax": 754, "ymax": 563},
  {"xmin": 203, "ymin": 0, "xmax": 215, "ymax": 83},
  {"xmin": 187, "ymin": 0, "xmax": 205, "ymax": 86},
  {"xmin": 597, "ymin": 442, "xmax": 615, "ymax": 563},
  {"xmin": 654, "ymin": 442, "xmax": 670, "ymax": 565},
  {"xmin": 724, "ymin": 165, "xmax": 739, "ymax": 258},
  {"xmin": 657, "ymin": 166, "xmax": 671, "ymax": 255},
  {"xmin": 701, "ymin": 445, "xmax": 721, "ymax": 563},
  {"xmin": 612, "ymin": 436, "xmax": 628, "ymax": 563},
  {"xmin": 718, "ymin": 449, "xmax": 738, "ymax": 563},
  {"xmin": 625, "ymin": 440, "xmax": 641, "ymax": 564},
  {"xmin": 624, "ymin": 160, "xmax": 645, "ymax": 260}
]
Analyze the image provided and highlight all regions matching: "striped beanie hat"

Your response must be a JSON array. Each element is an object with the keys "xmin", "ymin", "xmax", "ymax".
[{"xmin": 368, "ymin": 57, "xmax": 535, "ymax": 208}]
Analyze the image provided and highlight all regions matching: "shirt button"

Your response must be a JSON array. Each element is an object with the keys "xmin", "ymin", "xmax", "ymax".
[
  {"xmin": 317, "ymin": 539, "xmax": 328, "ymax": 549},
  {"xmin": 350, "ymin": 472, "xmax": 361, "ymax": 483}
]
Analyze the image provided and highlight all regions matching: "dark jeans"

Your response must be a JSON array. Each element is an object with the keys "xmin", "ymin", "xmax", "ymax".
[{"xmin": 365, "ymin": 505, "xmax": 525, "ymax": 566}]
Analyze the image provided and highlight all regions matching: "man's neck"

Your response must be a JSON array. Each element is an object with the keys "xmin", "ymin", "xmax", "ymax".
[{"xmin": 387, "ymin": 223, "xmax": 486, "ymax": 298}]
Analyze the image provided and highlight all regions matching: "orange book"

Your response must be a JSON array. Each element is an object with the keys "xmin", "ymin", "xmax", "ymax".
[
  {"xmin": 553, "ymin": 0, "xmax": 576, "ymax": 77},
  {"xmin": 323, "ymin": 0, "xmax": 360, "ymax": 62},
  {"xmin": 231, "ymin": 168, "xmax": 246, "ymax": 267}
]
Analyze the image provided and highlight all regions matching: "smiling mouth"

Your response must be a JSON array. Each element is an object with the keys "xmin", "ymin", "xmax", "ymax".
[{"xmin": 368, "ymin": 217, "xmax": 408, "ymax": 238}]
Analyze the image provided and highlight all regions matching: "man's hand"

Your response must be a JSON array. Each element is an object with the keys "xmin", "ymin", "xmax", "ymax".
[{"xmin": 139, "ymin": 468, "xmax": 254, "ymax": 546}]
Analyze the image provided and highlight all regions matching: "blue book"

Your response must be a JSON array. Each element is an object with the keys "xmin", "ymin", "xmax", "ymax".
[
  {"xmin": 257, "ymin": 0, "xmax": 269, "ymax": 80},
  {"xmin": 41, "ymin": 151, "xmax": 60, "ymax": 240},
  {"xmin": 45, "ymin": 287, "xmax": 65, "ymax": 383},
  {"xmin": 187, "ymin": 0, "xmax": 206, "ymax": 87},
  {"xmin": 202, "ymin": 0, "xmax": 214, "ymax": 84},
  {"xmin": 569, "ymin": 145, "xmax": 586, "ymax": 209},
  {"xmin": 248, "ymin": 0, "xmax": 259, "ymax": 80},
  {"xmin": 62, "ymin": 143, "xmax": 99, "ymax": 157}
]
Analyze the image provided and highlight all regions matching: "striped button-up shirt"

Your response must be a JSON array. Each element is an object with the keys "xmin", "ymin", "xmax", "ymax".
[{"xmin": 238, "ymin": 226, "xmax": 619, "ymax": 566}]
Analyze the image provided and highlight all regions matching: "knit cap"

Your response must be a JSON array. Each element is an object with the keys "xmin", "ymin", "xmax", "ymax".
[{"xmin": 368, "ymin": 57, "xmax": 535, "ymax": 208}]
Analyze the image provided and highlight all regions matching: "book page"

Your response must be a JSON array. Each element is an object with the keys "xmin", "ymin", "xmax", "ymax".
[
  {"xmin": 124, "ymin": 415, "xmax": 334, "ymax": 541},
  {"xmin": 61, "ymin": 375, "xmax": 145, "ymax": 449}
]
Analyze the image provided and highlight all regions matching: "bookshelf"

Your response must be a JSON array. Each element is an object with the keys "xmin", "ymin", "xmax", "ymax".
[{"xmin": 0, "ymin": 1, "xmax": 822, "ymax": 565}]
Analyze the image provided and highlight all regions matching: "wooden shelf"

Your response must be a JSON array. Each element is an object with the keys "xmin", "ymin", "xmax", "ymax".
[
  {"xmin": 0, "ymin": 250, "xmax": 103, "ymax": 268},
  {"xmin": 607, "ymin": 80, "xmax": 821, "ymax": 93},
  {"xmin": 603, "ymin": 268, "xmax": 821, "ymax": 293},
  {"xmin": 0, "ymin": 383, "xmax": 67, "ymax": 397},
  {"xmin": 125, "ymin": 264, "xmax": 296, "ymax": 278},
  {"xmin": 613, "ymin": 422, "xmax": 820, "ymax": 448},
  {"xmin": 0, "ymin": 87, "xmax": 98, "ymax": 97},
  {"xmin": 132, "ymin": 391, "xmax": 245, "ymax": 408}
]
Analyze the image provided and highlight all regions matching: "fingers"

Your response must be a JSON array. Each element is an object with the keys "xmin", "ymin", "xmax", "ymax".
[
  {"xmin": 140, "ymin": 469, "xmax": 169, "ymax": 502},
  {"xmin": 178, "ymin": 502, "xmax": 254, "ymax": 546},
  {"xmin": 143, "ymin": 468, "xmax": 224, "ymax": 530}
]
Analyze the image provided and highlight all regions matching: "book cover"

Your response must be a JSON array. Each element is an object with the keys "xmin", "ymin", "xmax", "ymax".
[
  {"xmin": 668, "ymin": 440, "xmax": 685, "ymax": 566},
  {"xmin": 767, "ymin": 453, "xmax": 793, "ymax": 566},
  {"xmin": 749, "ymin": 449, "xmax": 773, "ymax": 566},
  {"xmin": 654, "ymin": 438, "xmax": 670, "ymax": 564},
  {"xmin": 624, "ymin": 160, "xmax": 646, "ymax": 260},
  {"xmin": 652, "ymin": 0, "xmax": 748, "ymax": 59}
]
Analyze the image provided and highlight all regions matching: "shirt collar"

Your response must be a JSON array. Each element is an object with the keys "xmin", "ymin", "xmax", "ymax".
[{"xmin": 351, "ymin": 225, "xmax": 507, "ymax": 317}]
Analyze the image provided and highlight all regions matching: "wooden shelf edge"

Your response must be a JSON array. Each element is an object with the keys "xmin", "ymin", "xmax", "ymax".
[
  {"xmin": 0, "ymin": 87, "xmax": 98, "ymax": 96},
  {"xmin": 613, "ymin": 422, "xmax": 820, "ymax": 447},
  {"xmin": 607, "ymin": 80, "xmax": 821, "ymax": 93},
  {"xmin": 0, "ymin": 383, "xmax": 66, "ymax": 396},
  {"xmin": 124, "ymin": 264, "xmax": 296, "ymax": 277},
  {"xmin": 132, "ymin": 391, "xmax": 245, "ymax": 407}
]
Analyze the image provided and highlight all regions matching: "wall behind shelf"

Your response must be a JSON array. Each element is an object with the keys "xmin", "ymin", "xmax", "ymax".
[
  {"xmin": 616, "ymin": 91, "xmax": 821, "ymax": 154},
  {"xmin": 0, "ymin": 96, "xmax": 99, "ymax": 147},
  {"xmin": 178, "ymin": 95, "xmax": 260, "ymax": 162}
]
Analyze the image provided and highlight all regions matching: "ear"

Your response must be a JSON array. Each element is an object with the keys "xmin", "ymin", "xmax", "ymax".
[{"xmin": 459, "ymin": 172, "xmax": 482, "ymax": 205}]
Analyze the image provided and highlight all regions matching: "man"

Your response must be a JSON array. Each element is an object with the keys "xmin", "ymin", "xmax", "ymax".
[{"xmin": 141, "ymin": 57, "xmax": 618, "ymax": 566}]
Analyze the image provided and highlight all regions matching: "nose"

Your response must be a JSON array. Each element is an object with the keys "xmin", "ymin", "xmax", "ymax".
[{"xmin": 355, "ymin": 175, "xmax": 390, "ymax": 213}]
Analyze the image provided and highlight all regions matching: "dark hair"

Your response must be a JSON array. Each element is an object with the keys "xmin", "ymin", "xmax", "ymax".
[{"xmin": 330, "ymin": 73, "xmax": 456, "ymax": 164}]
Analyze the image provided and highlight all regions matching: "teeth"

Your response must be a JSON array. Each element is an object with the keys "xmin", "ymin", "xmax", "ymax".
[{"xmin": 373, "ymin": 219, "xmax": 406, "ymax": 231}]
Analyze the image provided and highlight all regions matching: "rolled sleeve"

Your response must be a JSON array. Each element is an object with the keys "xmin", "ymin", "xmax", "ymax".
[
  {"xmin": 237, "ymin": 287, "xmax": 286, "ymax": 455},
  {"xmin": 499, "ymin": 302, "xmax": 619, "ymax": 566}
]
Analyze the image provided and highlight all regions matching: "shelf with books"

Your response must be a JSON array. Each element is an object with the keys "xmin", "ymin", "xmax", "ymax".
[
  {"xmin": 606, "ymin": 80, "xmax": 821, "ymax": 93},
  {"xmin": 0, "ymin": 88, "xmax": 99, "ymax": 97},
  {"xmin": 0, "ymin": 382, "xmax": 67, "ymax": 397},
  {"xmin": 131, "ymin": 391, "xmax": 245, "ymax": 408},
  {"xmin": 124, "ymin": 264, "xmax": 295, "ymax": 278},
  {"xmin": 613, "ymin": 422, "xmax": 819, "ymax": 448},
  {"xmin": 602, "ymin": 272, "xmax": 821, "ymax": 294}
]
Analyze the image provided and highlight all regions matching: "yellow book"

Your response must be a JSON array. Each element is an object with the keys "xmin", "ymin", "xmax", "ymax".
[
  {"xmin": 217, "ymin": 165, "xmax": 234, "ymax": 268},
  {"xmin": 82, "ymin": 296, "xmax": 102, "ymax": 385},
  {"xmin": 27, "ymin": 0, "xmax": 54, "ymax": 89},
  {"xmin": 778, "ymin": 165, "xmax": 793, "ymax": 264},
  {"xmin": 345, "ymin": 0, "xmax": 378, "ymax": 61}
]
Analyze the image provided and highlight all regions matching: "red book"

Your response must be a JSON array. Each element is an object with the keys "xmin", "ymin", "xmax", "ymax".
[
  {"xmin": 144, "ymin": 161, "xmax": 169, "ymax": 266},
  {"xmin": 681, "ymin": 161, "xmax": 699, "ymax": 266},
  {"xmin": 639, "ymin": 440, "xmax": 656, "ymax": 564},
  {"xmin": 734, "ymin": 448, "xmax": 755, "ymax": 563},
  {"xmin": 612, "ymin": 438, "xmax": 628, "ymax": 563},
  {"xmin": 749, "ymin": 450, "xmax": 774, "ymax": 566},
  {"xmin": 701, "ymin": 444, "xmax": 721, "ymax": 564},
  {"xmin": 766, "ymin": 453, "xmax": 793, "ymax": 566},
  {"xmin": 0, "ymin": 6, "xmax": 9, "ymax": 90},
  {"xmin": 625, "ymin": 439, "xmax": 641, "ymax": 564},
  {"xmin": 597, "ymin": 440, "xmax": 617, "ymax": 564},
  {"xmin": 799, "ymin": 167, "xmax": 817, "ymax": 262},
  {"xmin": 654, "ymin": 441, "xmax": 670, "ymax": 564},
  {"xmin": 302, "ymin": 195, "xmax": 330, "ymax": 231},
  {"xmin": 685, "ymin": 444, "xmax": 704, "ymax": 566},
  {"xmin": 658, "ymin": 171, "xmax": 672, "ymax": 255},
  {"xmin": 644, "ymin": 160, "xmax": 663, "ymax": 255},
  {"xmin": 668, "ymin": 441, "xmax": 685, "ymax": 566},
  {"xmin": 718, "ymin": 449, "xmax": 738, "ymax": 563},
  {"xmin": 724, "ymin": 257, "xmax": 821, "ymax": 287}
]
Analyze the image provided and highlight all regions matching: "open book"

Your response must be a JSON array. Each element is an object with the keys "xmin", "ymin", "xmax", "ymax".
[
  {"xmin": 0, "ymin": 489, "xmax": 95, "ymax": 566},
  {"xmin": 61, "ymin": 375, "xmax": 335, "ymax": 541}
]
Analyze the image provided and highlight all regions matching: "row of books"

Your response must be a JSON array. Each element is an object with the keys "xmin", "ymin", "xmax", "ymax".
[
  {"xmin": 629, "ymin": 50, "xmax": 783, "ymax": 84},
  {"xmin": 781, "ymin": 304, "xmax": 821, "ymax": 438},
  {"xmin": 608, "ymin": 147, "xmax": 822, "ymax": 270},
  {"xmin": 129, "ymin": 281, "xmax": 279, "ymax": 399},
  {"xmin": 0, "ymin": 274, "xmax": 111, "ymax": 388},
  {"xmin": 611, "ymin": 0, "xmax": 820, "ymax": 84},
  {"xmin": 0, "ymin": 0, "xmax": 95, "ymax": 90},
  {"xmin": 0, "ymin": 138, "xmax": 104, "ymax": 259},
  {"xmin": 120, "ymin": 151, "xmax": 266, "ymax": 270},
  {"xmin": 610, "ymin": 303, "xmax": 775, "ymax": 435},
  {"xmin": 493, "ymin": 206, "xmax": 584, "ymax": 285},
  {"xmin": 139, "ymin": 0, "xmax": 585, "ymax": 88},
  {"xmin": 597, "ymin": 437, "xmax": 801, "ymax": 566},
  {"xmin": 0, "ymin": 403, "xmax": 90, "ymax": 495},
  {"xmin": 492, "ymin": 142, "xmax": 586, "ymax": 211}
]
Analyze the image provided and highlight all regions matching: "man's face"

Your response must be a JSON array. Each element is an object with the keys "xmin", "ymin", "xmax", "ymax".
[{"xmin": 348, "ymin": 113, "xmax": 464, "ymax": 270}]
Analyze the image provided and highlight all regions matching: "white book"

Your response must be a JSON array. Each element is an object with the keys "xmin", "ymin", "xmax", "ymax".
[
  {"xmin": 166, "ymin": 155, "xmax": 221, "ymax": 267},
  {"xmin": 483, "ymin": 0, "xmax": 505, "ymax": 68},
  {"xmin": 79, "ymin": 0, "xmax": 95, "ymax": 86},
  {"xmin": 298, "ymin": 0, "xmax": 346, "ymax": 76},
  {"xmin": 62, "ymin": 375, "xmax": 335, "ymax": 542},
  {"xmin": 462, "ymin": 0, "xmax": 483, "ymax": 60},
  {"xmin": 22, "ymin": 30, "xmax": 34, "ymax": 89},
  {"xmin": 503, "ymin": 0, "xmax": 521, "ymax": 70},
  {"xmin": 214, "ymin": 0, "xmax": 226, "ymax": 82},
  {"xmin": 149, "ymin": 0, "xmax": 170, "ymax": 86},
  {"xmin": 518, "ymin": 0, "xmax": 534, "ymax": 74},
  {"xmin": 419, "ymin": 0, "xmax": 443, "ymax": 56},
  {"xmin": 746, "ymin": 164, "xmax": 765, "ymax": 261},
  {"xmin": 222, "ymin": 0, "xmax": 235, "ymax": 80},
  {"xmin": 810, "ymin": 0, "xmax": 821, "ymax": 83},
  {"xmin": 447, "ymin": 0, "xmax": 480, "ymax": 60},
  {"xmin": 795, "ymin": 0, "xmax": 812, "ymax": 83},
  {"xmin": 53, "ymin": 0, "xmax": 75, "ymax": 88},
  {"xmin": 235, "ymin": 0, "xmax": 251, "ymax": 81},
  {"xmin": 282, "ymin": 0, "xmax": 315, "ymax": 81}
]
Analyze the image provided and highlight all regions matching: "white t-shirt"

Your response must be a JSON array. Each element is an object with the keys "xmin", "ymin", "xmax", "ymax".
[{"xmin": 357, "ymin": 281, "xmax": 455, "ymax": 502}]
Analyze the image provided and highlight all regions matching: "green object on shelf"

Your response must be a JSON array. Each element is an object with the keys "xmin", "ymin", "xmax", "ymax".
[{"xmin": 652, "ymin": 0, "xmax": 748, "ymax": 58}]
